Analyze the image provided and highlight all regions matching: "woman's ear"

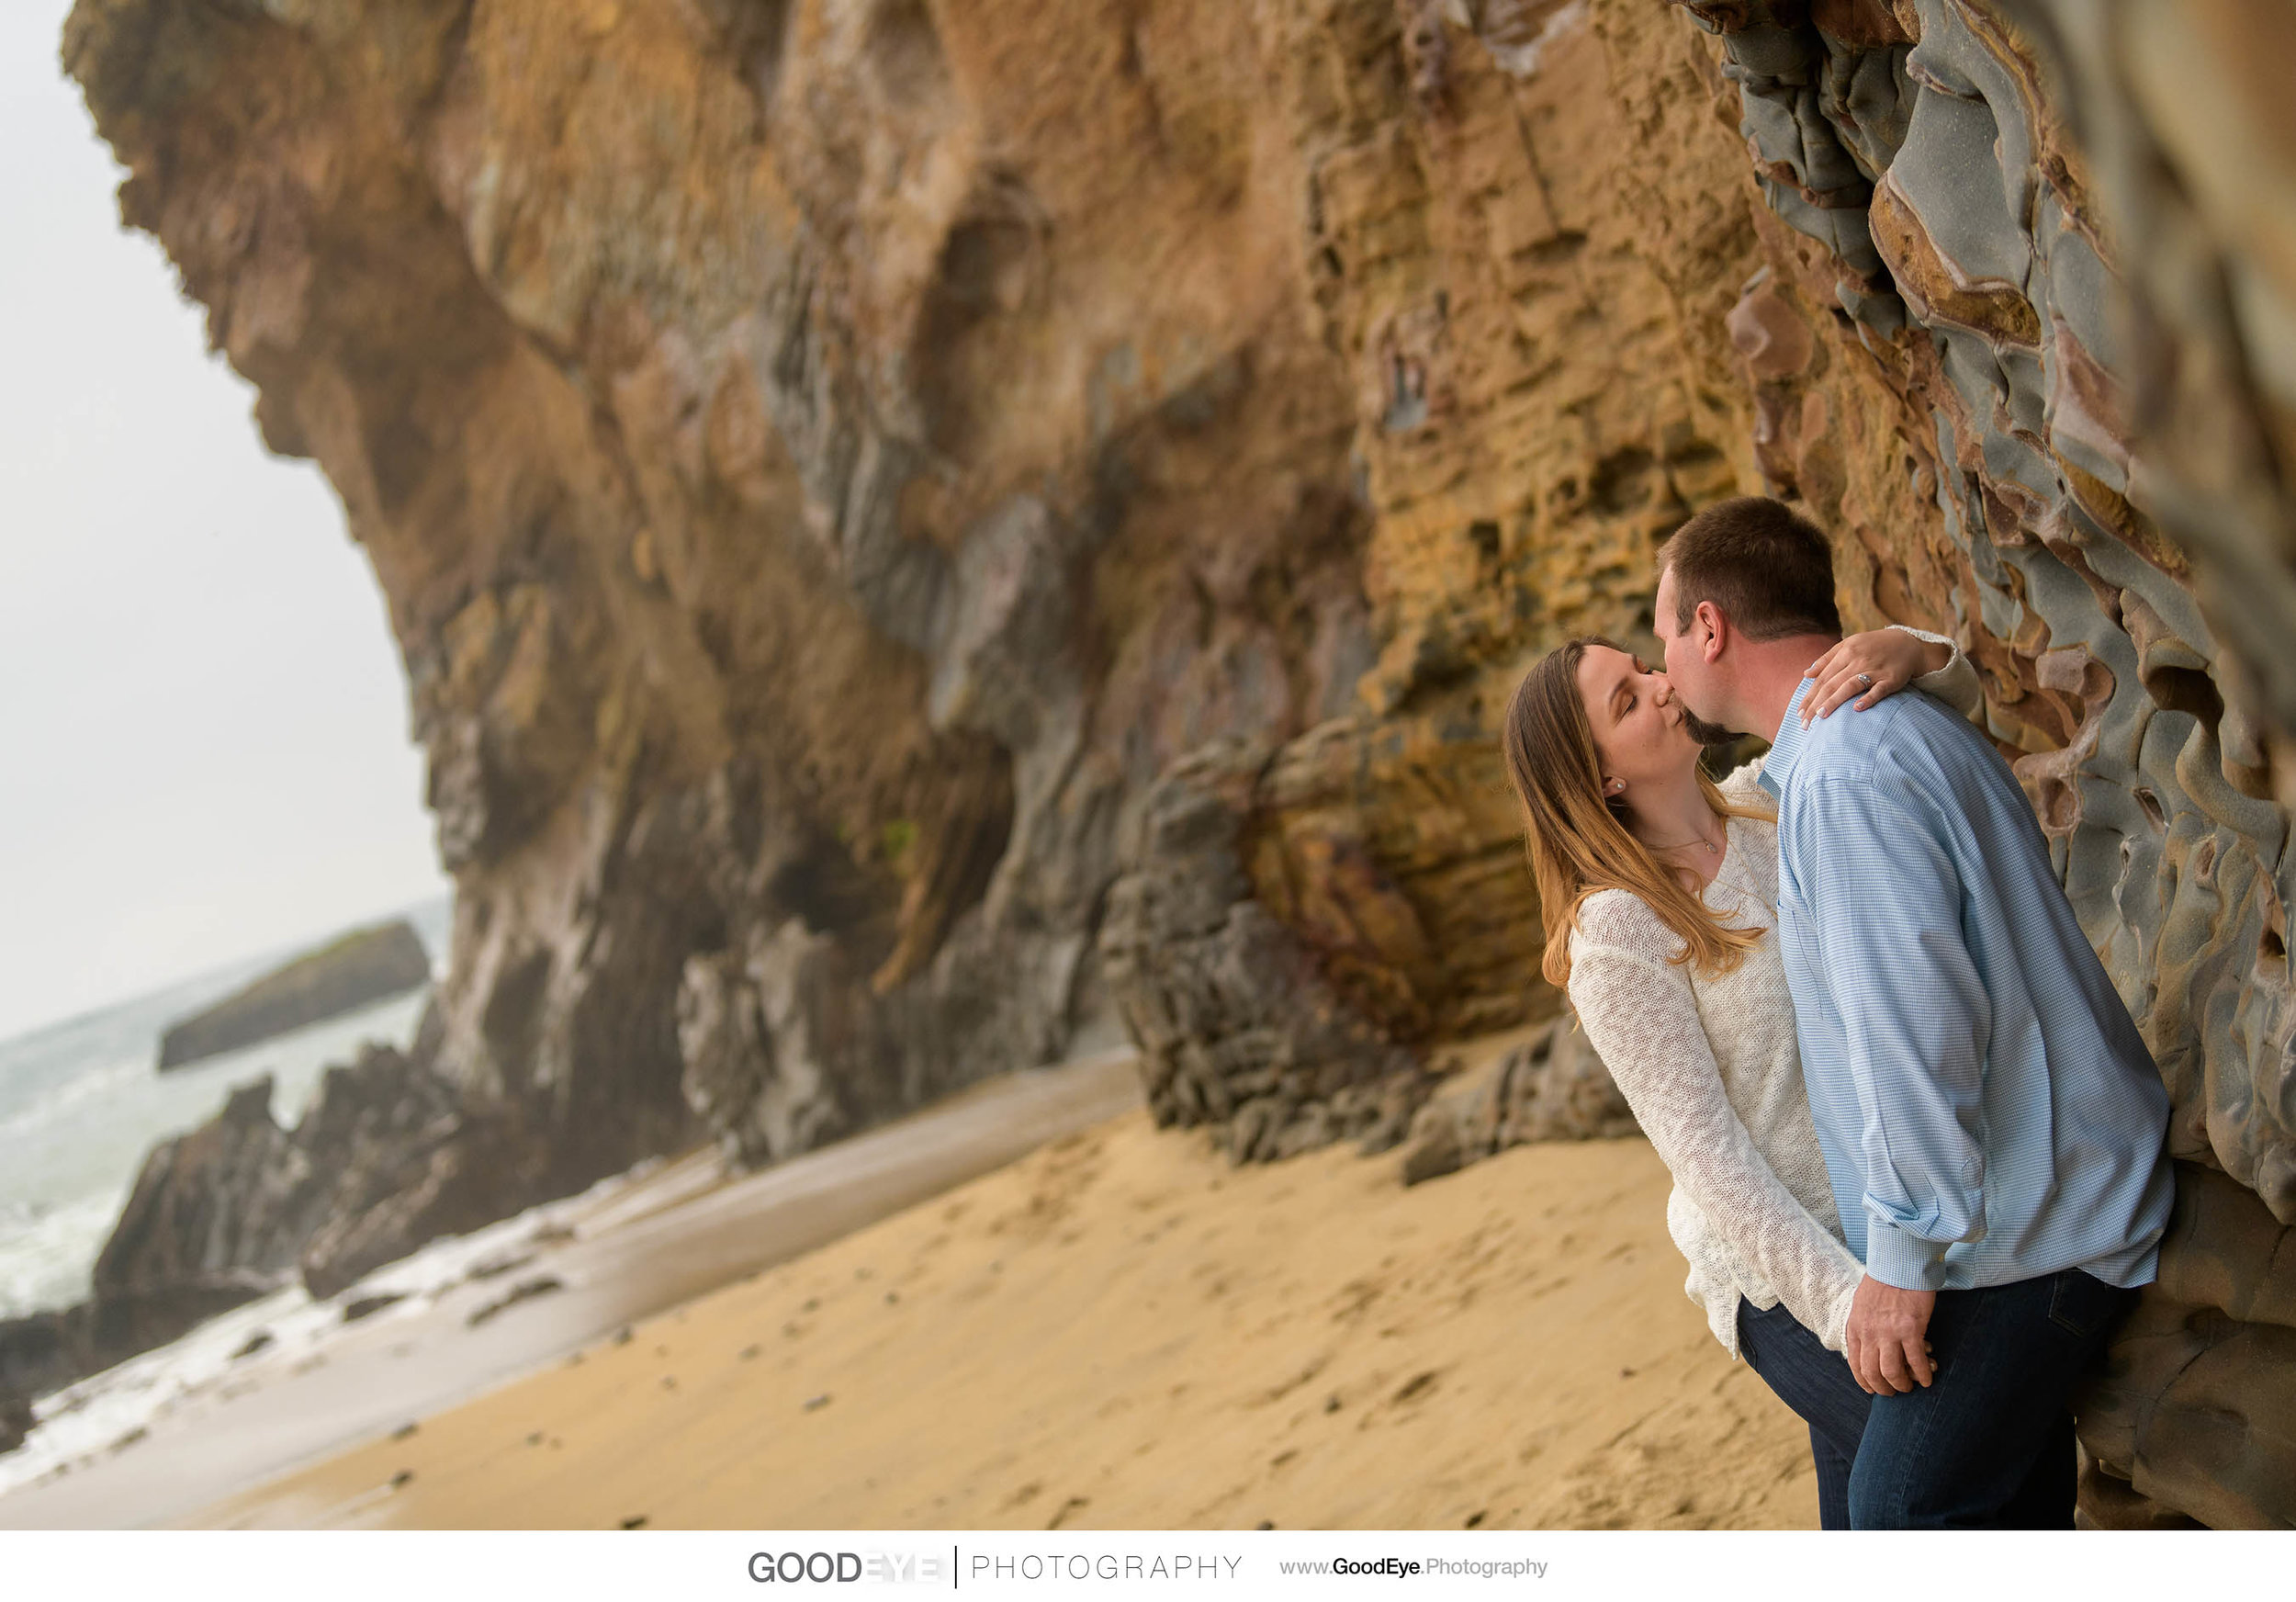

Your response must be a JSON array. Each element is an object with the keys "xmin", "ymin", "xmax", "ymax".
[{"xmin": 1604, "ymin": 777, "xmax": 1625, "ymax": 796}]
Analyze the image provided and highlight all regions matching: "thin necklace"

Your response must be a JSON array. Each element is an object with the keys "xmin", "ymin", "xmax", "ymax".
[{"xmin": 1640, "ymin": 823, "xmax": 1724, "ymax": 855}]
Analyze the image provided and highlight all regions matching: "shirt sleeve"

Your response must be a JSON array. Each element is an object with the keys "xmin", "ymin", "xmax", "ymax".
[
  {"xmin": 1788, "ymin": 780, "xmax": 1993, "ymax": 1291},
  {"xmin": 1892, "ymin": 625, "xmax": 1984, "ymax": 721},
  {"xmin": 1568, "ymin": 931, "xmax": 1864, "ymax": 1349}
]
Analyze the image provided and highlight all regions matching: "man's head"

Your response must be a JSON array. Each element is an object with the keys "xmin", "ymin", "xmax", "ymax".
[{"xmin": 1653, "ymin": 495, "xmax": 1842, "ymax": 736}]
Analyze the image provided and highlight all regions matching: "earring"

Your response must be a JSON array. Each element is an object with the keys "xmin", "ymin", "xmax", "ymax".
[{"xmin": 1604, "ymin": 778, "xmax": 1624, "ymax": 795}]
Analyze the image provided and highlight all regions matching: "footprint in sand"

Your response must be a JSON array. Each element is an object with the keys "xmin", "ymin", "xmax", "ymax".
[
  {"xmin": 1391, "ymin": 1370, "xmax": 1440, "ymax": 1405},
  {"xmin": 1046, "ymin": 1495, "xmax": 1088, "ymax": 1530}
]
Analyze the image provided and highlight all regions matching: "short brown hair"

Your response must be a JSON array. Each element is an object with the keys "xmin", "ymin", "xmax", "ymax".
[{"xmin": 1656, "ymin": 496, "xmax": 1841, "ymax": 641}]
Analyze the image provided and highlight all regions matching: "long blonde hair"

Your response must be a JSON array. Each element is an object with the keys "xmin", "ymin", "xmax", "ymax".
[{"xmin": 1502, "ymin": 637, "xmax": 1773, "ymax": 987}]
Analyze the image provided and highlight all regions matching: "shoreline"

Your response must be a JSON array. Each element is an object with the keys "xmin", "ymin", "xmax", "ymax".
[
  {"xmin": 191, "ymin": 1110, "xmax": 1816, "ymax": 1531},
  {"xmin": 0, "ymin": 1050, "xmax": 1143, "ymax": 1529}
]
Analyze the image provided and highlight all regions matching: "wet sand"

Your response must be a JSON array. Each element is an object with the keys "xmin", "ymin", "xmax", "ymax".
[
  {"xmin": 0, "ymin": 1051, "xmax": 1143, "ymax": 1529},
  {"xmin": 196, "ymin": 1110, "xmax": 1819, "ymax": 1531}
]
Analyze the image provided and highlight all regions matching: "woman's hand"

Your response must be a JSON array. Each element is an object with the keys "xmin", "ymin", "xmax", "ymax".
[{"xmin": 1799, "ymin": 626, "xmax": 1954, "ymax": 728}]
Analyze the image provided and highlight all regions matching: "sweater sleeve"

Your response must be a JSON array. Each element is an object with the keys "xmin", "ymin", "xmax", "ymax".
[
  {"xmin": 1568, "ymin": 903, "xmax": 1864, "ymax": 1350},
  {"xmin": 1893, "ymin": 624, "xmax": 1984, "ymax": 720}
]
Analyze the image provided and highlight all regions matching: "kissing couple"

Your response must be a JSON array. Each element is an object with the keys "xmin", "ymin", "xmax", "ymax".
[{"xmin": 1503, "ymin": 496, "xmax": 2173, "ymax": 1529}]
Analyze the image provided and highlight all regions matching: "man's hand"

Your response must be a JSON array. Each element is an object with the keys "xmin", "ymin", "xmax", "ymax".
[{"xmin": 1846, "ymin": 1276, "xmax": 1937, "ymax": 1395}]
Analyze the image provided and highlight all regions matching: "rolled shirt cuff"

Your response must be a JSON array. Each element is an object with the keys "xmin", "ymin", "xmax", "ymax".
[{"xmin": 1864, "ymin": 1217, "xmax": 1951, "ymax": 1292}]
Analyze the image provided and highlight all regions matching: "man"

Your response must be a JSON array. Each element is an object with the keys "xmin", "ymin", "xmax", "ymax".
[{"xmin": 1651, "ymin": 495, "xmax": 2174, "ymax": 1529}]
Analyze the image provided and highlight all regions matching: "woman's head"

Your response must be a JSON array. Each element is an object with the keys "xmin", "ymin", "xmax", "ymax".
[
  {"xmin": 1502, "ymin": 637, "xmax": 1765, "ymax": 986},
  {"xmin": 1571, "ymin": 640, "xmax": 1705, "ymax": 800}
]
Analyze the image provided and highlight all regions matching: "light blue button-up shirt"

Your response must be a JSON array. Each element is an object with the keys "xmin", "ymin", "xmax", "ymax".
[{"xmin": 1758, "ymin": 678, "xmax": 2174, "ymax": 1292}]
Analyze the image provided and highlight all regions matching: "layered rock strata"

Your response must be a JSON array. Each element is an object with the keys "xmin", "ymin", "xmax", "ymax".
[
  {"xmin": 156, "ymin": 919, "xmax": 433, "ymax": 1070},
  {"xmin": 57, "ymin": 0, "xmax": 2296, "ymax": 1526}
]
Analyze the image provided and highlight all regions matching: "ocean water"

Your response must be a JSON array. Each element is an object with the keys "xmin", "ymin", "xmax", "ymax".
[{"xmin": 0, "ymin": 896, "xmax": 453, "ymax": 1321}]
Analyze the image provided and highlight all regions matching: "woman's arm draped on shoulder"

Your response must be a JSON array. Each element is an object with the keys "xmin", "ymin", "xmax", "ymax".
[
  {"xmin": 1712, "ymin": 626, "xmax": 1972, "ymax": 799},
  {"xmin": 1568, "ymin": 898, "xmax": 1863, "ymax": 1349},
  {"xmin": 1893, "ymin": 625, "xmax": 1985, "ymax": 720}
]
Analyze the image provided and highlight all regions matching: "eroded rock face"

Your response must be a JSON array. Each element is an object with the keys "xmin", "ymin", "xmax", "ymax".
[
  {"xmin": 1680, "ymin": 0, "xmax": 2296, "ymax": 1527},
  {"xmin": 2077, "ymin": 1164, "xmax": 2296, "ymax": 1530}
]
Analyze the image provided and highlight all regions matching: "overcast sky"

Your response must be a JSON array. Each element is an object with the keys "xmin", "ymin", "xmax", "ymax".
[{"xmin": 0, "ymin": 0, "xmax": 449, "ymax": 1040}]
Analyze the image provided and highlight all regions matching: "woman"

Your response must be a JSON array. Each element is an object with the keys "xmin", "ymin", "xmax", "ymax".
[{"xmin": 1500, "ymin": 624, "xmax": 1980, "ymax": 1529}]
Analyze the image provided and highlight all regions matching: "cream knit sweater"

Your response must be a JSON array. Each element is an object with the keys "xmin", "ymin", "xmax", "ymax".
[{"xmin": 1565, "ymin": 631, "xmax": 1980, "ymax": 1358}]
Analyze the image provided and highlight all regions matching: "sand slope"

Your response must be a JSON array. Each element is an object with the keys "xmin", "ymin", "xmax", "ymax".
[{"xmin": 198, "ymin": 1114, "xmax": 1818, "ymax": 1531}]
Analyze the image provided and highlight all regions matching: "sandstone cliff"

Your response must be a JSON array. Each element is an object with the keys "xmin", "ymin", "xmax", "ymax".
[
  {"xmin": 156, "ymin": 918, "xmax": 433, "ymax": 1070},
  {"xmin": 59, "ymin": 0, "xmax": 2296, "ymax": 1525}
]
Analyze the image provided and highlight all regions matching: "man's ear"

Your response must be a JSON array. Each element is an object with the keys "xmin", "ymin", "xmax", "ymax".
[{"xmin": 1694, "ymin": 599, "xmax": 1728, "ymax": 666}]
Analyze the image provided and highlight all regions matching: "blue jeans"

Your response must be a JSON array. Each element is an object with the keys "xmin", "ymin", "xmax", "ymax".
[
  {"xmin": 1739, "ymin": 1269, "xmax": 2135, "ymax": 1529},
  {"xmin": 1735, "ymin": 1297, "xmax": 1870, "ymax": 1529},
  {"xmin": 1847, "ymin": 1267, "xmax": 2137, "ymax": 1529}
]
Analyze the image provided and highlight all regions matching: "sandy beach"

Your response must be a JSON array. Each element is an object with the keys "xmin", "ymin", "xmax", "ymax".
[
  {"xmin": 0, "ymin": 1053, "xmax": 1144, "ymax": 1529},
  {"xmin": 195, "ymin": 1110, "xmax": 1818, "ymax": 1531}
]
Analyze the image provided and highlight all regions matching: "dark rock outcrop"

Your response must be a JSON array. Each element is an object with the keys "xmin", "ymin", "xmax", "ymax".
[
  {"xmin": 285, "ymin": 1044, "xmax": 528, "ymax": 1301},
  {"xmin": 0, "ymin": 1390, "xmax": 31, "ymax": 1455},
  {"xmin": 1100, "ymin": 735, "xmax": 1441, "ymax": 1163},
  {"xmin": 0, "ymin": 1037, "xmax": 523, "ymax": 1431},
  {"xmin": 0, "ymin": 1310, "xmax": 82, "ymax": 1427},
  {"xmin": 81, "ymin": 1077, "xmax": 311, "ymax": 1346},
  {"xmin": 1398, "ymin": 1019, "xmax": 1638, "ymax": 1188},
  {"xmin": 156, "ymin": 920, "xmax": 432, "ymax": 1070}
]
